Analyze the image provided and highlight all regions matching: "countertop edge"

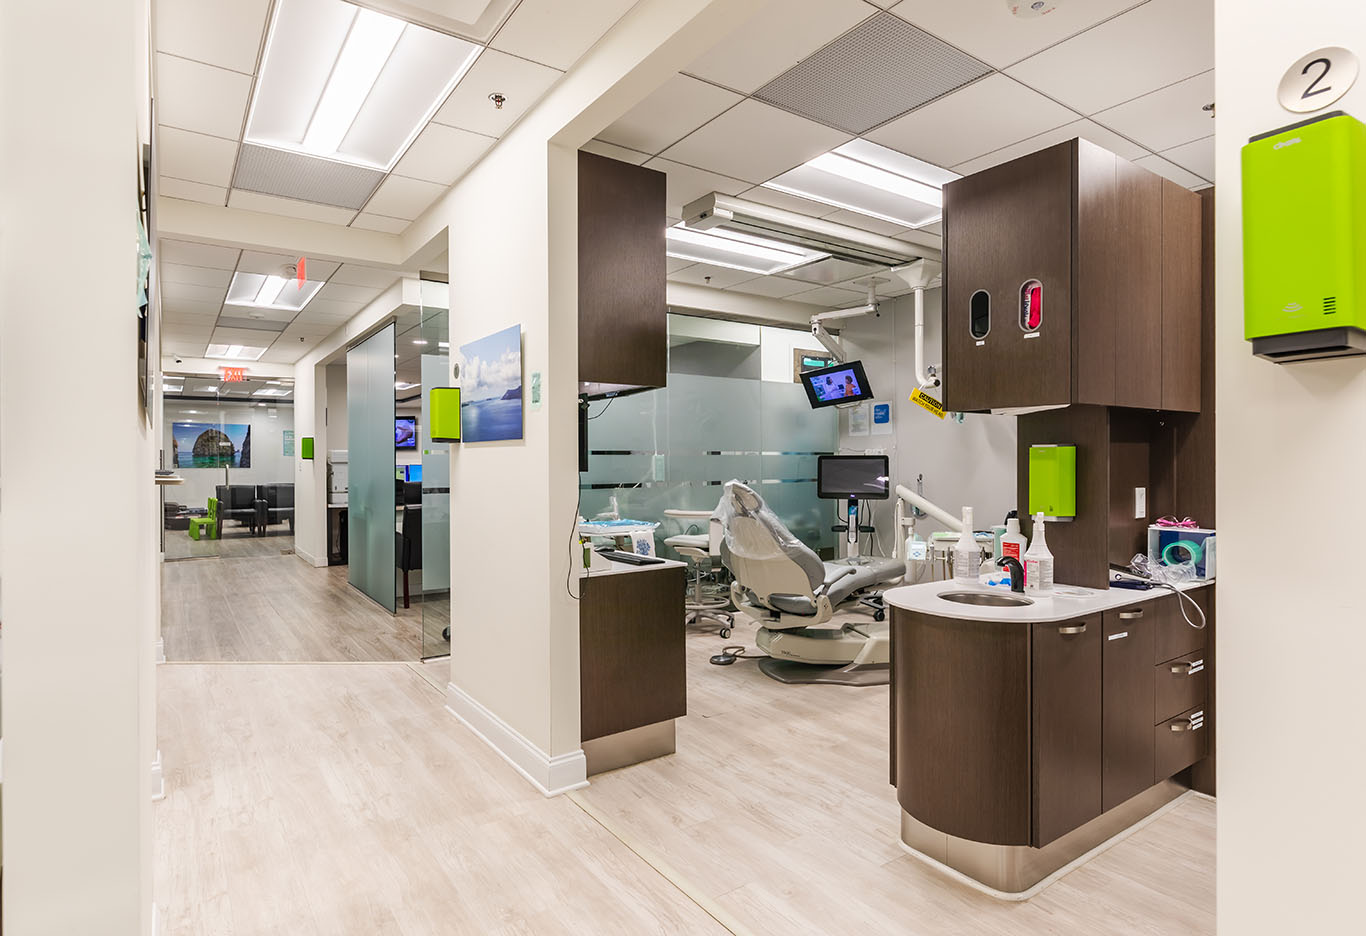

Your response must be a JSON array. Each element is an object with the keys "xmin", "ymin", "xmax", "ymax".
[{"xmin": 884, "ymin": 579, "xmax": 1212, "ymax": 623}]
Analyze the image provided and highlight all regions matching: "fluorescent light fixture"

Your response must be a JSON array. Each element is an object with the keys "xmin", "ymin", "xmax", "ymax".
[
  {"xmin": 665, "ymin": 224, "xmax": 828, "ymax": 275},
  {"xmin": 196, "ymin": 385, "xmax": 219, "ymax": 393},
  {"xmin": 412, "ymin": 339, "xmax": 429, "ymax": 345},
  {"xmin": 438, "ymin": 341, "xmax": 449, "ymax": 348},
  {"xmin": 225, "ymin": 272, "xmax": 324, "ymax": 311},
  {"xmin": 205, "ymin": 344, "xmax": 269, "ymax": 362},
  {"xmin": 762, "ymin": 139, "xmax": 960, "ymax": 229},
  {"xmin": 395, "ymin": 380, "xmax": 420, "ymax": 391},
  {"xmin": 252, "ymin": 387, "xmax": 292, "ymax": 397},
  {"xmin": 245, "ymin": 0, "xmax": 483, "ymax": 171},
  {"xmin": 162, "ymin": 383, "xmax": 182, "ymax": 392}
]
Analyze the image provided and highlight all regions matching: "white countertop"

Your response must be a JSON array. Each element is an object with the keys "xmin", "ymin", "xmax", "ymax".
[
  {"xmin": 883, "ymin": 578, "xmax": 1210, "ymax": 623},
  {"xmin": 578, "ymin": 555, "xmax": 687, "ymax": 579}
]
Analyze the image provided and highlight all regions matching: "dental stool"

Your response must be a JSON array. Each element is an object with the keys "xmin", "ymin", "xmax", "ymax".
[{"xmin": 664, "ymin": 508, "xmax": 734, "ymax": 638}]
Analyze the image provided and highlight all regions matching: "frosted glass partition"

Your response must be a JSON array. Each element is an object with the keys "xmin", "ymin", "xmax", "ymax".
[
  {"xmin": 348, "ymin": 323, "xmax": 396, "ymax": 611},
  {"xmin": 581, "ymin": 343, "xmax": 838, "ymax": 556},
  {"xmin": 420, "ymin": 348, "xmax": 451, "ymax": 659}
]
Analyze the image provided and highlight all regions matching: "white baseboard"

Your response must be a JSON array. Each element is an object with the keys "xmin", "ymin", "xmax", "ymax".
[
  {"xmin": 150, "ymin": 749, "xmax": 165, "ymax": 802},
  {"xmin": 154, "ymin": 636, "xmax": 165, "ymax": 665},
  {"xmin": 295, "ymin": 546, "xmax": 326, "ymax": 568},
  {"xmin": 444, "ymin": 682, "xmax": 587, "ymax": 797}
]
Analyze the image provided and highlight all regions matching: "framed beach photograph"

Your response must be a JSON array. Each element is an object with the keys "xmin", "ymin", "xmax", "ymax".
[{"xmin": 459, "ymin": 324, "xmax": 523, "ymax": 442}]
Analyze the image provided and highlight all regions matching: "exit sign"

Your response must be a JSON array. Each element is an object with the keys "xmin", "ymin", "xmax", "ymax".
[{"xmin": 221, "ymin": 367, "xmax": 246, "ymax": 382}]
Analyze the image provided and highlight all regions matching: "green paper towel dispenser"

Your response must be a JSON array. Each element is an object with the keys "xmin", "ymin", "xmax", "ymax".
[
  {"xmin": 1242, "ymin": 110, "xmax": 1366, "ymax": 362},
  {"xmin": 1029, "ymin": 444, "xmax": 1076, "ymax": 519}
]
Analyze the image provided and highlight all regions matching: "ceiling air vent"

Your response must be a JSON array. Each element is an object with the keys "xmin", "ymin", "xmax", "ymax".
[
  {"xmin": 232, "ymin": 144, "xmax": 384, "ymax": 210},
  {"xmin": 753, "ymin": 12, "xmax": 992, "ymax": 135}
]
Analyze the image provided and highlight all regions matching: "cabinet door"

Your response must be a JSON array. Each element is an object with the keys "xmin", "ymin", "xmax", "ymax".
[
  {"xmin": 943, "ymin": 142, "xmax": 1073, "ymax": 413},
  {"xmin": 1102, "ymin": 605, "xmax": 1156, "ymax": 811},
  {"xmin": 1112, "ymin": 160, "xmax": 1163, "ymax": 409},
  {"xmin": 1161, "ymin": 179, "xmax": 1203, "ymax": 412},
  {"xmin": 1032, "ymin": 615, "xmax": 1102, "ymax": 846}
]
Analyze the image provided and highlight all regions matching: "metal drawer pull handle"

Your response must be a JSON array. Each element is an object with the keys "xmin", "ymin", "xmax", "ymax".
[
  {"xmin": 1171, "ymin": 712, "xmax": 1206, "ymax": 732},
  {"xmin": 1107, "ymin": 631, "xmax": 1129, "ymax": 641},
  {"xmin": 1170, "ymin": 659, "xmax": 1205, "ymax": 676},
  {"xmin": 1058, "ymin": 623, "xmax": 1087, "ymax": 635},
  {"xmin": 1118, "ymin": 610, "xmax": 1144, "ymax": 620}
]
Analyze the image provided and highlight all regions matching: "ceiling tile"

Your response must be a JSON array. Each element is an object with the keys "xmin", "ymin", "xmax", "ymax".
[
  {"xmin": 1133, "ymin": 153, "xmax": 1208, "ymax": 188},
  {"xmin": 227, "ymin": 190, "xmax": 358, "ymax": 225},
  {"xmin": 157, "ymin": 126, "xmax": 239, "ymax": 187},
  {"xmin": 363, "ymin": 175, "xmax": 447, "ymax": 221},
  {"xmin": 155, "ymin": 53, "xmax": 251, "ymax": 139},
  {"xmin": 393, "ymin": 123, "xmax": 495, "ymax": 186},
  {"xmin": 316, "ymin": 282, "xmax": 381, "ymax": 303},
  {"xmin": 159, "ymin": 177, "xmax": 227, "ymax": 205},
  {"xmin": 1160, "ymin": 135, "xmax": 1214, "ymax": 181},
  {"xmin": 724, "ymin": 276, "xmax": 816, "ymax": 299},
  {"xmin": 786, "ymin": 285, "xmax": 867, "ymax": 307},
  {"xmin": 740, "ymin": 185, "xmax": 841, "ymax": 218},
  {"xmin": 667, "ymin": 263, "xmax": 758, "ymax": 289},
  {"xmin": 211, "ymin": 326, "xmax": 283, "ymax": 345},
  {"xmin": 891, "ymin": 0, "xmax": 1143, "ymax": 69},
  {"xmin": 666, "ymin": 258, "xmax": 696, "ymax": 275},
  {"xmin": 581, "ymin": 139, "xmax": 651, "ymax": 165},
  {"xmin": 433, "ymin": 50, "xmax": 560, "ymax": 138},
  {"xmin": 1092, "ymin": 70, "xmax": 1216, "ymax": 153},
  {"xmin": 642, "ymin": 158, "xmax": 749, "ymax": 219},
  {"xmin": 159, "ymin": 239, "xmax": 240, "ymax": 270},
  {"xmin": 488, "ymin": 0, "xmax": 636, "ymax": 71},
  {"xmin": 918, "ymin": 220, "xmax": 943, "ymax": 237},
  {"xmin": 160, "ymin": 262, "xmax": 232, "ymax": 288},
  {"xmin": 329, "ymin": 265, "xmax": 403, "ymax": 290},
  {"xmin": 867, "ymin": 74, "xmax": 1076, "ymax": 168},
  {"xmin": 161, "ymin": 281, "xmax": 226, "ymax": 304},
  {"xmin": 950, "ymin": 118, "xmax": 1147, "ymax": 175},
  {"xmin": 820, "ymin": 208, "xmax": 912, "ymax": 237},
  {"xmin": 352, "ymin": 213, "xmax": 410, "ymax": 234},
  {"xmin": 160, "ymin": 303, "xmax": 221, "ymax": 321},
  {"xmin": 1005, "ymin": 0, "xmax": 1214, "ymax": 115},
  {"xmin": 659, "ymin": 100, "xmax": 851, "ymax": 185},
  {"xmin": 154, "ymin": 0, "xmax": 270, "ymax": 74},
  {"xmin": 599, "ymin": 74, "xmax": 743, "ymax": 155},
  {"xmin": 257, "ymin": 345, "xmax": 309, "ymax": 364},
  {"xmin": 237, "ymin": 250, "xmax": 340, "ymax": 280},
  {"xmin": 684, "ymin": 0, "xmax": 873, "ymax": 94},
  {"xmin": 300, "ymin": 298, "xmax": 366, "ymax": 319}
]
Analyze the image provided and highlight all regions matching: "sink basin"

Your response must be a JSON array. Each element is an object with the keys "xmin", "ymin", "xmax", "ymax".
[{"xmin": 937, "ymin": 590, "xmax": 1034, "ymax": 608}]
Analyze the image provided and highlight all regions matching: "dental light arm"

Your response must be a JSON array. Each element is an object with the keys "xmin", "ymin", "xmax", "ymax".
[{"xmin": 893, "ymin": 483, "xmax": 963, "ymax": 560}]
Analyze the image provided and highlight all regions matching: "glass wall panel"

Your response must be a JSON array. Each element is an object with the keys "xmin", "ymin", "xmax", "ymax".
[
  {"xmin": 348, "ymin": 323, "xmax": 397, "ymax": 611},
  {"xmin": 419, "ymin": 302, "xmax": 451, "ymax": 660}
]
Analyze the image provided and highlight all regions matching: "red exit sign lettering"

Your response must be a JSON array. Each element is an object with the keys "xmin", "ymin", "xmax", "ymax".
[{"xmin": 221, "ymin": 367, "xmax": 246, "ymax": 383}]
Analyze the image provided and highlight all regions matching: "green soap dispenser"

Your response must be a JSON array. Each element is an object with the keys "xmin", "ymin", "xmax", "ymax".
[{"xmin": 1028, "ymin": 444, "xmax": 1076, "ymax": 520}]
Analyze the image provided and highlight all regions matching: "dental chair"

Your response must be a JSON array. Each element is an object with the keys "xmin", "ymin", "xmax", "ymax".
[{"xmin": 716, "ymin": 481, "xmax": 904, "ymax": 685}]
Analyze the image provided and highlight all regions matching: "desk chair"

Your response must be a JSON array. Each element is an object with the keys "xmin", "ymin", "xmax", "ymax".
[
  {"xmin": 663, "ymin": 507, "xmax": 734, "ymax": 638},
  {"xmin": 188, "ymin": 498, "xmax": 218, "ymax": 541},
  {"xmin": 396, "ymin": 505, "xmax": 422, "ymax": 609}
]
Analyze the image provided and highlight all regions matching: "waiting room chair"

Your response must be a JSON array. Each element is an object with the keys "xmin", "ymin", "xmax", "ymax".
[{"xmin": 215, "ymin": 484, "xmax": 258, "ymax": 537}]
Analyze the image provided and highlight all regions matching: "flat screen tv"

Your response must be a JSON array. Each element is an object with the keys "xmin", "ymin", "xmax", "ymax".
[
  {"xmin": 395, "ymin": 417, "xmax": 417, "ymax": 449},
  {"xmin": 799, "ymin": 360, "xmax": 874, "ymax": 409}
]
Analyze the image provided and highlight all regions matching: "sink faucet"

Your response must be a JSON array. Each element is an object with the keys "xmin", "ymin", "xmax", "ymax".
[{"xmin": 996, "ymin": 556, "xmax": 1025, "ymax": 593}]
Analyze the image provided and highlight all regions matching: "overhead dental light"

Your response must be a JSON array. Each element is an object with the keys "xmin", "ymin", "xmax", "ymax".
[
  {"xmin": 244, "ymin": 0, "xmax": 482, "ymax": 171},
  {"xmin": 762, "ymin": 139, "xmax": 959, "ymax": 229},
  {"xmin": 225, "ymin": 272, "xmax": 324, "ymax": 311},
  {"xmin": 665, "ymin": 223, "xmax": 829, "ymax": 275}
]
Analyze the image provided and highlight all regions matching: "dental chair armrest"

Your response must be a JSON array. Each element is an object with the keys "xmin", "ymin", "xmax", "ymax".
[
  {"xmin": 814, "ymin": 565, "xmax": 857, "ymax": 596},
  {"xmin": 664, "ymin": 509, "xmax": 714, "ymax": 518}
]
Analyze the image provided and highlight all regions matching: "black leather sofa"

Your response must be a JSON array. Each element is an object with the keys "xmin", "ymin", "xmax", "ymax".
[
  {"xmin": 256, "ymin": 483, "xmax": 294, "ymax": 533},
  {"xmin": 215, "ymin": 484, "xmax": 259, "ymax": 536}
]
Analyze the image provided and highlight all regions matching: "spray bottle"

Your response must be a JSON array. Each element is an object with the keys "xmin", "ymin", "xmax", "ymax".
[
  {"xmin": 1023, "ymin": 512, "xmax": 1054, "ymax": 595},
  {"xmin": 953, "ymin": 506, "xmax": 980, "ymax": 583}
]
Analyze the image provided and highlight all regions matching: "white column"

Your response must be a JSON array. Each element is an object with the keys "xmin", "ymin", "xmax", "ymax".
[
  {"xmin": 1215, "ymin": 2, "xmax": 1366, "ymax": 931},
  {"xmin": 0, "ymin": 0, "xmax": 155, "ymax": 932}
]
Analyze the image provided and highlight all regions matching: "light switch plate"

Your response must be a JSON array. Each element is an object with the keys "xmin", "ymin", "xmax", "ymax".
[{"xmin": 1135, "ymin": 486, "xmax": 1147, "ymax": 520}]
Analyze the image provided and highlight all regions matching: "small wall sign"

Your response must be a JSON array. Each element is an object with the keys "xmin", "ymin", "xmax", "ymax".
[{"xmin": 1278, "ymin": 47, "xmax": 1358, "ymax": 113}]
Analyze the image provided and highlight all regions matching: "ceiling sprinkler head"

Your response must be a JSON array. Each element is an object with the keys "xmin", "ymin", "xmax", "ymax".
[
  {"xmin": 489, "ymin": 92, "xmax": 506, "ymax": 109},
  {"xmin": 1007, "ymin": 0, "xmax": 1058, "ymax": 17}
]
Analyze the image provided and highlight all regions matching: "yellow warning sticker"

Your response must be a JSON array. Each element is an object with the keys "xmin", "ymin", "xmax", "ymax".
[{"xmin": 909, "ymin": 388, "xmax": 947, "ymax": 419}]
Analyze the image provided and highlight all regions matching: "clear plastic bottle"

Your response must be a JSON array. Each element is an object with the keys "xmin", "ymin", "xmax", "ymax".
[
  {"xmin": 953, "ymin": 506, "xmax": 980, "ymax": 583},
  {"xmin": 1024, "ymin": 512, "xmax": 1055, "ymax": 595}
]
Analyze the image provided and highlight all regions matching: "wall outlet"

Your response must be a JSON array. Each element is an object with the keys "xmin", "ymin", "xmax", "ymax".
[{"xmin": 1135, "ymin": 486, "xmax": 1147, "ymax": 520}]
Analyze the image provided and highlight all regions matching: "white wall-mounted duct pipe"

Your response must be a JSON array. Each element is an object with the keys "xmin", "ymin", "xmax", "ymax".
[{"xmin": 891, "ymin": 259, "xmax": 943, "ymax": 390}]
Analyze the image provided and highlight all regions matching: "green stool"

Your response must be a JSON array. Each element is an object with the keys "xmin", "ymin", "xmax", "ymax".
[{"xmin": 189, "ymin": 497, "xmax": 219, "ymax": 541}]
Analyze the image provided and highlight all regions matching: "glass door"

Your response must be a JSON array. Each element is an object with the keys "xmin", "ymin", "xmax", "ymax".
[
  {"xmin": 163, "ymin": 374, "xmax": 229, "ymax": 560},
  {"xmin": 417, "ymin": 281, "xmax": 451, "ymax": 660},
  {"xmin": 348, "ymin": 324, "xmax": 397, "ymax": 611}
]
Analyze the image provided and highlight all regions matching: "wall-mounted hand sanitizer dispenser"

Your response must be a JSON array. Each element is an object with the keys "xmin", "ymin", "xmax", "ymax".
[
  {"xmin": 1028, "ymin": 444, "xmax": 1076, "ymax": 520},
  {"xmin": 1242, "ymin": 110, "xmax": 1366, "ymax": 362}
]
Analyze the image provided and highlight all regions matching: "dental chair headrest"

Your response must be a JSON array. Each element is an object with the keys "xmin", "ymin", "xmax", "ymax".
[{"xmin": 726, "ymin": 480, "xmax": 763, "ymax": 513}]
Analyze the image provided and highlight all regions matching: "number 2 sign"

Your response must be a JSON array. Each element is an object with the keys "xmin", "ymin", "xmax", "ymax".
[{"xmin": 1278, "ymin": 47, "xmax": 1358, "ymax": 113}]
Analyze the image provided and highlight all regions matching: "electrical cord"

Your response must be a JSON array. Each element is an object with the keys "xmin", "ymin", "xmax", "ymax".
[
  {"xmin": 586, "ymin": 396, "xmax": 616, "ymax": 420},
  {"xmin": 565, "ymin": 488, "xmax": 583, "ymax": 602},
  {"xmin": 709, "ymin": 645, "xmax": 770, "ymax": 666}
]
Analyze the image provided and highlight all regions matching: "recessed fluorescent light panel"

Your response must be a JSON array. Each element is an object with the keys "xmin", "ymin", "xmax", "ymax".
[
  {"xmin": 225, "ymin": 272, "xmax": 324, "ymax": 311},
  {"xmin": 762, "ymin": 139, "xmax": 960, "ymax": 229},
  {"xmin": 395, "ymin": 381, "xmax": 420, "ymax": 391},
  {"xmin": 245, "ymin": 0, "xmax": 482, "ymax": 171},
  {"xmin": 204, "ymin": 345, "xmax": 269, "ymax": 362},
  {"xmin": 252, "ymin": 387, "xmax": 293, "ymax": 397},
  {"xmin": 665, "ymin": 224, "xmax": 828, "ymax": 275}
]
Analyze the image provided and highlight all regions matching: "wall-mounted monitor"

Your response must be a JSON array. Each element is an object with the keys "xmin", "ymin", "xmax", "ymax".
[
  {"xmin": 817, "ymin": 455, "xmax": 891, "ymax": 500},
  {"xmin": 395, "ymin": 417, "xmax": 417, "ymax": 449},
  {"xmin": 799, "ymin": 360, "xmax": 874, "ymax": 409}
]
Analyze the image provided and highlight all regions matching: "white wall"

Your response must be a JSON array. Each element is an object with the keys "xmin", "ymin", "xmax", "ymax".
[
  {"xmin": 1215, "ymin": 5, "xmax": 1366, "ymax": 931},
  {"xmin": 0, "ymin": 0, "xmax": 155, "ymax": 931},
  {"xmin": 163, "ymin": 399, "xmax": 295, "ymax": 508},
  {"xmin": 839, "ymin": 288, "xmax": 1018, "ymax": 544}
]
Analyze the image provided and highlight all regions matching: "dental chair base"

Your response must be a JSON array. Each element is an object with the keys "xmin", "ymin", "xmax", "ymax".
[{"xmin": 754, "ymin": 618, "xmax": 891, "ymax": 686}]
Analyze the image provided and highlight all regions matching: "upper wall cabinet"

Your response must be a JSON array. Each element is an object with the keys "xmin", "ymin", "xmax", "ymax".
[
  {"xmin": 942, "ymin": 140, "xmax": 1202, "ymax": 414},
  {"xmin": 578, "ymin": 151, "xmax": 667, "ymax": 395}
]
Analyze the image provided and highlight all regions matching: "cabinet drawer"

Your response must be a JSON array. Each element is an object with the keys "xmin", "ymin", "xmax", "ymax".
[
  {"xmin": 1155, "ymin": 705, "xmax": 1207, "ymax": 780},
  {"xmin": 1152, "ymin": 589, "xmax": 1210, "ymax": 664},
  {"xmin": 1154, "ymin": 651, "xmax": 1207, "ymax": 725}
]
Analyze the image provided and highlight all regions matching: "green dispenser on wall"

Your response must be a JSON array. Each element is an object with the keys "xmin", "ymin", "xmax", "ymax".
[
  {"xmin": 1242, "ymin": 110, "xmax": 1366, "ymax": 362},
  {"xmin": 429, "ymin": 387, "xmax": 461, "ymax": 443},
  {"xmin": 1028, "ymin": 444, "xmax": 1076, "ymax": 520}
]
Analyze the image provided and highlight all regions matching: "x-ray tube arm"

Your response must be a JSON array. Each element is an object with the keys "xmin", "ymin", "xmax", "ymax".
[{"xmin": 895, "ymin": 484, "xmax": 962, "ymax": 532}]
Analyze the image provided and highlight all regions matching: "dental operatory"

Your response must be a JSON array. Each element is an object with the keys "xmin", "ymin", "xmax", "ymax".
[{"xmin": 15, "ymin": 0, "xmax": 1366, "ymax": 933}]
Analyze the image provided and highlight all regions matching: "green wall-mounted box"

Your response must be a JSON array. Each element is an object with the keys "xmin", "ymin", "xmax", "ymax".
[
  {"xmin": 1029, "ymin": 444, "xmax": 1076, "ymax": 519},
  {"xmin": 300, "ymin": 437, "xmax": 314, "ymax": 460},
  {"xmin": 430, "ymin": 387, "xmax": 461, "ymax": 443},
  {"xmin": 1243, "ymin": 110, "xmax": 1366, "ymax": 362}
]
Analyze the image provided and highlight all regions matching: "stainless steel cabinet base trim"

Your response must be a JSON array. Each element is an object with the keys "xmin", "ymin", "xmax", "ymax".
[
  {"xmin": 583, "ymin": 720, "xmax": 676, "ymax": 777},
  {"xmin": 899, "ymin": 780, "xmax": 1189, "ymax": 899}
]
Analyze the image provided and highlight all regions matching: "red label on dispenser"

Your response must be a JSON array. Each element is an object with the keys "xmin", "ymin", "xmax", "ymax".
[{"xmin": 1003, "ymin": 542, "xmax": 1022, "ymax": 560}]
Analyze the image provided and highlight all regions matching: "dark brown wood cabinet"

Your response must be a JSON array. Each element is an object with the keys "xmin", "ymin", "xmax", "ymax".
[
  {"xmin": 943, "ymin": 139, "xmax": 1202, "ymax": 414},
  {"xmin": 1031, "ymin": 615, "xmax": 1102, "ymax": 846},
  {"xmin": 1101, "ymin": 604, "xmax": 1156, "ymax": 812},
  {"xmin": 577, "ymin": 151, "xmax": 667, "ymax": 395}
]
